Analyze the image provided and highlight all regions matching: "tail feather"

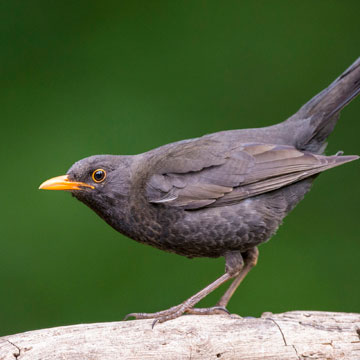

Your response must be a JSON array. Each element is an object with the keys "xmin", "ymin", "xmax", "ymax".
[
  {"xmin": 300, "ymin": 58, "xmax": 360, "ymax": 118},
  {"xmin": 285, "ymin": 58, "xmax": 360, "ymax": 152}
]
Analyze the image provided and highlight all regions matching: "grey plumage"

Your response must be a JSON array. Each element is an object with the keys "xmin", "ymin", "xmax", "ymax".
[
  {"xmin": 68, "ymin": 58, "xmax": 359, "ymax": 258},
  {"xmin": 41, "ymin": 58, "xmax": 360, "ymax": 323}
]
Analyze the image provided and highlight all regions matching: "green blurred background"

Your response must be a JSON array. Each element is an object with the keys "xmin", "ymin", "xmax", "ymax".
[{"xmin": 1, "ymin": 1, "xmax": 359, "ymax": 336}]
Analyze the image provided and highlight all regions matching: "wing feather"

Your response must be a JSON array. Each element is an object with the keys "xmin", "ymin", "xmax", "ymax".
[{"xmin": 145, "ymin": 141, "xmax": 351, "ymax": 210}]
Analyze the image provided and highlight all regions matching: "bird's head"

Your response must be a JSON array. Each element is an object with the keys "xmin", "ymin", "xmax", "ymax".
[{"xmin": 39, "ymin": 155, "xmax": 132, "ymax": 219}]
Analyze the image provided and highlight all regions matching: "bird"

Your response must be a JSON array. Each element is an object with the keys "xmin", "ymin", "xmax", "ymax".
[{"xmin": 40, "ymin": 58, "xmax": 360, "ymax": 325}]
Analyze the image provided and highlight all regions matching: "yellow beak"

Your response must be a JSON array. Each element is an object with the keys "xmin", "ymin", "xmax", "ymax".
[{"xmin": 39, "ymin": 175, "xmax": 94, "ymax": 191}]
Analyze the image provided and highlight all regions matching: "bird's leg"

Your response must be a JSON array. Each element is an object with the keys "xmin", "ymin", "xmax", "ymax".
[
  {"xmin": 124, "ymin": 274, "xmax": 233, "ymax": 322},
  {"xmin": 124, "ymin": 251, "xmax": 244, "ymax": 324},
  {"xmin": 216, "ymin": 247, "xmax": 259, "ymax": 308},
  {"xmin": 186, "ymin": 248, "xmax": 258, "ymax": 316}
]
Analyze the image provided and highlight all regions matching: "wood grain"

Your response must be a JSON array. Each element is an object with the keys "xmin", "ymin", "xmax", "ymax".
[{"xmin": 1, "ymin": 311, "xmax": 359, "ymax": 359}]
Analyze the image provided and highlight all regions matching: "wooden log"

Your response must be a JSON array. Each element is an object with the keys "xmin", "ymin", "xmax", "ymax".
[{"xmin": 1, "ymin": 311, "xmax": 359, "ymax": 359}]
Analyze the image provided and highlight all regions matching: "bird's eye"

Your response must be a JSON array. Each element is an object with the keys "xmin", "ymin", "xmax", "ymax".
[{"xmin": 92, "ymin": 169, "xmax": 106, "ymax": 183}]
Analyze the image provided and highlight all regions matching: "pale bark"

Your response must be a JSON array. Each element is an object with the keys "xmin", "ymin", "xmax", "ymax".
[{"xmin": 1, "ymin": 311, "xmax": 359, "ymax": 359}]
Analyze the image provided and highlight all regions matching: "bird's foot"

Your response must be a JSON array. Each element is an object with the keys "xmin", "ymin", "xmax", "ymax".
[
  {"xmin": 124, "ymin": 272, "xmax": 235, "ymax": 327},
  {"xmin": 124, "ymin": 303, "xmax": 190, "ymax": 327},
  {"xmin": 123, "ymin": 304, "xmax": 183, "ymax": 322},
  {"xmin": 124, "ymin": 305, "xmax": 230, "ymax": 327},
  {"xmin": 185, "ymin": 306, "xmax": 230, "ymax": 315}
]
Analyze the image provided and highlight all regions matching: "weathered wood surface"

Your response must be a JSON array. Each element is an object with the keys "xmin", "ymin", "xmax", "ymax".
[{"xmin": 0, "ymin": 311, "xmax": 359, "ymax": 359}]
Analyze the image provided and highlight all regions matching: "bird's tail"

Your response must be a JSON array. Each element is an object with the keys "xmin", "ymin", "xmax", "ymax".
[{"xmin": 285, "ymin": 57, "xmax": 360, "ymax": 153}]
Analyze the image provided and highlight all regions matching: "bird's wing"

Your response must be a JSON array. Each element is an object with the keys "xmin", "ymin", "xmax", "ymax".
[{"xmin": 145, "ymin": 139, "xmax": 350, "ymax": 210}]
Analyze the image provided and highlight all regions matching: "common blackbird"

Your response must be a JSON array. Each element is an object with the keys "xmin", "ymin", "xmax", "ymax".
[{"xmin": 40, "ymin": 58, "xmax": 360, "ymax": 324}]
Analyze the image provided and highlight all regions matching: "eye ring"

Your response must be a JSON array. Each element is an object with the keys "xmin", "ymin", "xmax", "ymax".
[{"xmin": 92, "ymin": 169, "xmax": 107, "ymax": 183}]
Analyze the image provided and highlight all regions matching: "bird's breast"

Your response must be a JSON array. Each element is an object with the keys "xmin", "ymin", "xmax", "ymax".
[{"xmin": 117, "ymin": 195, "xmax": 279, "ymax": 258}]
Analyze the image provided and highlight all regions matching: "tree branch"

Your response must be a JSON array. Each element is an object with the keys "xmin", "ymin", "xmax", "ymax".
[{"xmin": 1, "ymin": 311, "xmax": 359, "ymax": 359}]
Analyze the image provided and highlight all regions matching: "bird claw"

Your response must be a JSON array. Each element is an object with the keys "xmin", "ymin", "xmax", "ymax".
[
  {"xmin": 151, "ymin": 319, "xmax": 159, "ymax": 329},
  {"xmin": 123, "ymin": 313, "xmax": 138, "ymax": 321}
]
